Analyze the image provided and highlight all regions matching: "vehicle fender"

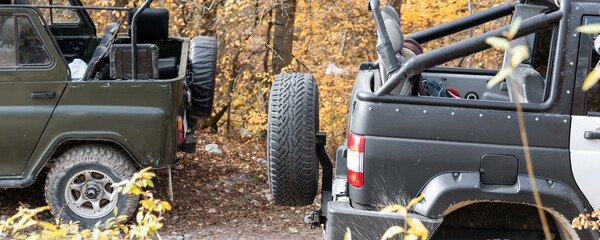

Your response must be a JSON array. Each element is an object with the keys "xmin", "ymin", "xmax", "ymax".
[{"xmin": 413, "ymin": 172, "xmax": 587, "ymax": 239}]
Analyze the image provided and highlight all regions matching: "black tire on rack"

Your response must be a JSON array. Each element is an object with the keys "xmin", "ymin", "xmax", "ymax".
[
  {"xmin": 187, "ymin": 36, "xmax": 217, "ymax": 119},
  {"xmin": 267, "ymin": 72, "xmax": 320, "ymax": 206}
]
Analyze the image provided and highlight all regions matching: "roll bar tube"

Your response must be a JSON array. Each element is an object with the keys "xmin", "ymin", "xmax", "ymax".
[
  {"xmin": 407, "ymin": 2, "xmax": 518, "ymax": 44},
  {"xmin": 130, "ymin": 0, "xmax": 154, "ymax": 80},
  {"xmin": 375, "ymin": 9, "xmax": 564, "ymax": 96},
  {"xmin": 11, "ymin": 5, "xmax": 133, "ymax": 11}
]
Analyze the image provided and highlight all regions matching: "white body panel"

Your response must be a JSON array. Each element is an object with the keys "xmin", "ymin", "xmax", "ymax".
[{"xmin": 570, "ymin": 115, "xmax": 600, "ymax": 210}]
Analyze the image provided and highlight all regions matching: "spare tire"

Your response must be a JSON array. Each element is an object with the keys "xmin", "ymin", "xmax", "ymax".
[
  {"xmin": 187, "ymin": 36, "xmax": 217, "ymax": 118},
  {"xmin": 267, "ymin": 72, "xmax": 319, "ymax": 206}
]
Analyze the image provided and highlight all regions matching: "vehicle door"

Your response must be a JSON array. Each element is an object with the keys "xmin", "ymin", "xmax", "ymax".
[
  {"xmin": 570, "ymin": 15, "xmax": 600, "ymax": 211},
  {"xmin": 0, "ymin": 8, "xmax": 68, "ymax": 176}
]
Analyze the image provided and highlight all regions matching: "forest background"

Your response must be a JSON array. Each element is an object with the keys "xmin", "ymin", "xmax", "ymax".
[{"xmin": 83, "ymin": 0, "xmax": 510, "ymax": 154}]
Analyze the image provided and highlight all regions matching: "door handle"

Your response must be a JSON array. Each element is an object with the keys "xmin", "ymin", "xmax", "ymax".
[
  {"xmin": 584, "ymin": 131, "xmax": 600, "ymax": 140},
  {"xmin": 30, "ymin": 91, "xmax": 55, "ymax": 99}
]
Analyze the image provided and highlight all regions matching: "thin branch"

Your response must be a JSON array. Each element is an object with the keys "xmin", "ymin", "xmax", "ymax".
[
  {"xmin": 265, "ymin": 43, "xmax": 284, "ymax": 62},
  {"xmin": 181, "ymin": 0, "xmax": 216, "ymax": 11},
  {"xmin": 292, "ymin": 54, "xmax": 309, "ymax": 71}
]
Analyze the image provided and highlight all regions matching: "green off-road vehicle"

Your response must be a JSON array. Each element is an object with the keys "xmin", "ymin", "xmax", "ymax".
[{"xmin": 0, "ymin": 0, "xmax": 216, "ymax": 227}]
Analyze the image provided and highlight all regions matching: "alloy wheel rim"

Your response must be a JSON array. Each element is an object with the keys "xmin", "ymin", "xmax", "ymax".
[{"xmin": 64, "ymin": 170, "xmax": 118, "ymax": 219}]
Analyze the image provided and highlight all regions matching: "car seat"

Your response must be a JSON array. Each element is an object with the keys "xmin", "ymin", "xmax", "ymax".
[
  {"xmin": 82, "ymin": 22, "xmax": 119, "ymax": 80},
  {"xmin": 376, "ymin": 6, "xmax": 428, "ymax": 96},
  {"xmin": 482, "ymin": 4, "xmax": 547, "ymax": 102},
  {"xmin": 0, "ymin": 18, "xmax": 16, "ymax": 66}
]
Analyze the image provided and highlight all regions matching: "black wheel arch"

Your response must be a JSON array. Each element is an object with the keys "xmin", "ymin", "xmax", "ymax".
[{"xmin": 413, "ymin": 172, "xmax": 595, "ymax": 239}]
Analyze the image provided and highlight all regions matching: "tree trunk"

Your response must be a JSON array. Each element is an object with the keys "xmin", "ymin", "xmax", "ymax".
[
  {"xmin": 264, "ymin": 9, "xmax": 273, "ymax": 74},
  {"xmin": 391, "ymin": 0, "xmax": 401, "ymax": 14},
  {"xmin": 271, "ymin": 0, "xmax": 297, "ymax": 75}
]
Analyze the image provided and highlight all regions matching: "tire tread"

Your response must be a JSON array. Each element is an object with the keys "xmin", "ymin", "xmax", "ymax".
[{"xmin": 267, "ymin": 72, "xmax": 319, "ymax": 206}]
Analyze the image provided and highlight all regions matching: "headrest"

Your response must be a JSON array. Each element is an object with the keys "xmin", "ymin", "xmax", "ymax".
[
  {"xmin": 513, "ymin": 63, "xmax": 545, "ymax": 103},
  {"xmin": 0, "ymin": 18, "xmax": 15, "ymax": 45},
  {"xmin": 381, "ymin": 6, "xmax": 403, "ymax": 53},
  {"xmin": 128, "ymin": 8, "xmax": 169, "ymax": 41},
  {"xmin": 382, "ymin": 6, "xmax": 401, "ymax": 25},
  {"xmin": 384, "ymin": 19, "xmax": 403, "ymax": 53}
]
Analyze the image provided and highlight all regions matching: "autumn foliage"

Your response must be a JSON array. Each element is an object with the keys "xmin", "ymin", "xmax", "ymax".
[{"xmin": 78, "ymin": 0, "xmax": 507, "ymax": 153}]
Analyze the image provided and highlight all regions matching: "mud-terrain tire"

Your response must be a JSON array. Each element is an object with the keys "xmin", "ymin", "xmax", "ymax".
[
  {"xmin": 267, "ymin": 72, "xmax": 319, "ymax": 206},
  {"xmin": 187, "ymin": 36, "xmax": 217, "ymax": 118},
  {"xmin": 45, "ymin": 144, "xmax": 138, "ymax": 228}
]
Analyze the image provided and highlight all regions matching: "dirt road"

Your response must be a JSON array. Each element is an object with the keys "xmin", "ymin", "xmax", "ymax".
[{"xmin": 0, "ymin": 132, "xmax": 324, "ymax": 240}]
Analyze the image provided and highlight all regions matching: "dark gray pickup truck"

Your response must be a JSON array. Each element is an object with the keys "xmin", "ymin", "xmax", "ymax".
[
  {"xmin": 267, "ymin": 0, "xmax": 600, "ymax": 239},
  {"xmin": 0, "ymin": 0, "xmax": 216, "ymax": 227}
]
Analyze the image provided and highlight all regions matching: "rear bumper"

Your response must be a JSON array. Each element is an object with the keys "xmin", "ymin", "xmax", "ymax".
[{"xmin": 325, "ymin": 200, "xmax": 442, "ymax": 239}]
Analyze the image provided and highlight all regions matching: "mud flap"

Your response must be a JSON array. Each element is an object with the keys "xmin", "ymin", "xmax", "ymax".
[{"xmin": 178, "ymin": 134, "xmax": 196, "ymax": 153}]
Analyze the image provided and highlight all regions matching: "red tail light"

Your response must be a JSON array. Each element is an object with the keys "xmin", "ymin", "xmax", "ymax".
[{"xmin": 347, "ymin": 132, "xmax": 365, "ymax": 188}]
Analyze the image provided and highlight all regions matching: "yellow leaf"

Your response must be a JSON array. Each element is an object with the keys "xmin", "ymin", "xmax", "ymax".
[
  {"xmin": 485, "ymin": 37, "xmax": 510, "ymax": 50},
  {"xmin": 146, "ymin": 179, "xmax": 154, "ymax": 188},
  {"xmin": 406, "ymin": 218, "xmax": 429, "ymax": 239},
  {"xmin": 141, "ymin": 200, "xmax": 149, "ymax": 209},
  {"xmin": 142, "ymin": 172, "xmax": 155, "ymax": 179},
  {"xmin": 131, "ymin": 186, "xmax": 141, "ymax": 195},
  {"xmin": 38, "ymin": 221, "xmax": 58, "ymax": 232},
  {"xmin": 136, "ymin": 211, "xmax": 143, "ymax": 223},
  {"xmin": 149, "ymin": 225, "xmax": 156, "ymax": 236},
  {"xmin": 506, "ymin": 16, "xmax": 522, "ymax": 40},
  {"xmin": 381, "ymin": 226, "xmax": 405, "ymax": 240},
  {"xmin": 487, "ymin": 68, "xmax": 513, "ymax": 89},
  {"xmin": 344, "ymin": 227, "xmax": 352, "ymax": 240},
  {"xmin": 583, "ymin": 67, "xmax": 600, "ymax": 91},
  {"xmin": 397, "ymin": 207, "xmax": 408, "ymax": 217},
  {"xmin": 407, "ymin": 195, "xmax": 424, "ymax": 210},
  {"xmin": 139, "ymin": 166, "xmax": 152, "ymax": 174},
  {"xmin": 510, "ymin": 45, "xmax": 530, "ymax": 68},
  {"xmin": 404, "ymin": 235, "xmax": 418, "ymax": 240},
  {"xmin": 381, "ymin": 204, "xmax": 403, "ymax": 213},
  {"xmin": 577, "ymin": 24, "xmax": 600, "ymax": 34},
  {"xmin": 160, "ymin": 201, "xmax": 172, "ymax": 211},
  {"xmin": 146, "ymin": 199, "xmax": 155, "ymax": 209},
  {"xmin": 36, "ymin": 206, "xmax": 50, "ymax": 211}
]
